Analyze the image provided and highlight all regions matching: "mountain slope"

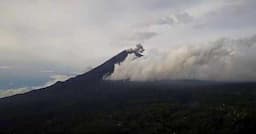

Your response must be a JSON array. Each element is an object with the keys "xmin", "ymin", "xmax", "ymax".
[
  {"xmin": 68, "ymin": 50, "xmax": 128, "ymax": 82},
  {"xmin": 0, "ymin": 49, "xmax": 130, "ymax": 110},
  {"xmin": 0, "ymin": 47, "xmax": 256, "ymax": 134}
]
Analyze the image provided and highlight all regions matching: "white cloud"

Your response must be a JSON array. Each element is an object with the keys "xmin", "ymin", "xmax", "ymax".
[
  {"xmin": 0, "ymin": 88, "xmax": 30, "ymax": 98},
  {"xmin": 0, "ymin": 66, "xmax": 11, "ymax": 70},
  {"xmin": 39, "ymin": 70, "xmax": 55, "ymax": 73},
  {"xmin": 33, "ymin": 74, "xmax": 72, "ymax": 89},
  {"xmin": 0, "ymin": 74, "xmax": 72, "ymax": 98},
  {"xmin": 1, "ymin": 0, "xmax": 250, "ymax": 69},
  {"xmin": 43, "ymin": 75, "xmax": 71, "ymax": 87},
  {"xmin": 109, "ymin": 35, "xmax": 256, "ymax": 81}
]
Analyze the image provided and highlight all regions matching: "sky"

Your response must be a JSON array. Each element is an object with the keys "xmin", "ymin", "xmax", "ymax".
[{"xmin": 0, "ymin": 0, "xmax": 256, "ymax": 97}]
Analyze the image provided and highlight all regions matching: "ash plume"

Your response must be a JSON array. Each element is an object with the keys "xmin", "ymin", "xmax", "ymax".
[
  {"xmin": 126, "ymin": 44, "xmax": 145, "ymax": 57},
  {"xmin": 108, "ymin": 35, "xmax": 256, "ymax": 81}
]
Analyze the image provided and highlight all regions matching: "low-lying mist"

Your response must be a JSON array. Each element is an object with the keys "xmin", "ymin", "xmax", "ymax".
[{"xmin": 108, "ymin": 35, "xmax": 256, "ymax": 81}]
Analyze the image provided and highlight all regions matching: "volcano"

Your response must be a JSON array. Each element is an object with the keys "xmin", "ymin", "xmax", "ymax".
[
  {"xmin": 0, "ymin": 45, "xmax": 256, "ymax": 134},
  {"xmin": 0, "ymin": 45, "xmax": 144, "ymax": 106},
  {"xmin": 64, "ymin": 44, "xmax": 144, "ymax": 83}
]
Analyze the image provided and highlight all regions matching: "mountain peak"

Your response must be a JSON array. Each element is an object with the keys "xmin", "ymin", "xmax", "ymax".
[{"xmin": 59, "ymin": 44, "xmax": 145, "ymax": 86}]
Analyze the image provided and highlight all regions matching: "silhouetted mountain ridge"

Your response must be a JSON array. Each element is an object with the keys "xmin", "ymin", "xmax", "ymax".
[{"xmin": 1, "ymin": 47, "xmax": 256, "ymax": 134}]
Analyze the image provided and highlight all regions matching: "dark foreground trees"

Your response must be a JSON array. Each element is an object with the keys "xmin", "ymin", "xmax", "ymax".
[{"xmin": 0, "ymin": 81, "xmax": 256, "ymax": 134}]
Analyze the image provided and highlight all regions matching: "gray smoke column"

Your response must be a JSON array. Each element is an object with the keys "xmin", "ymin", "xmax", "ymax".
[
  {"xmin": 108, "ymin": 35, "xmax": 256, "ymax": 81},
  {"xmin": 126, "ymin": 44, "xmax": 145, "ymax": 57}
]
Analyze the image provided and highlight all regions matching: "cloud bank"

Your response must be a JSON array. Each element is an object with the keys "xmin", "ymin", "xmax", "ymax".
[
  {"xmin": 109, "ymin": 35, "xmax": 256, "ymax": 81},
  {"xmin": 0, "ymin": 88, "xmax": 30, "ymax": 98},
  {"xmin": 0, "ymin": 74, "xmax": 71, "ymax": 98}
]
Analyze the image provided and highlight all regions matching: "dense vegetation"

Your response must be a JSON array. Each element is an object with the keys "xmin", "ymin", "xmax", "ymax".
[{"xmin": 0, "ymin": 80, "xmax": 256, "ymax": 134}]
